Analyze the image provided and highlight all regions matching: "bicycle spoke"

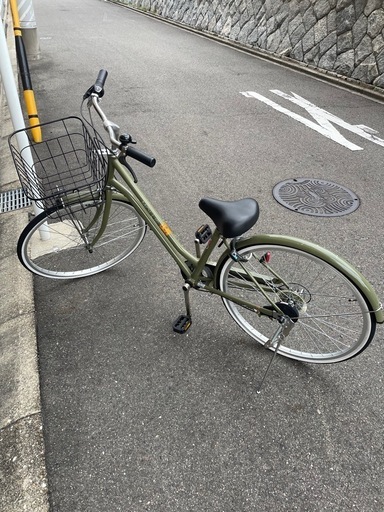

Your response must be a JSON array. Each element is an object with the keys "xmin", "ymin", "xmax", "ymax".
[
  {"xmin": 219, "ymin": 243, "xmax": 374, "ymax": 363},
  {"xmin": 19, "ymin": 200, "xmax": 146, "ymax": 278}
]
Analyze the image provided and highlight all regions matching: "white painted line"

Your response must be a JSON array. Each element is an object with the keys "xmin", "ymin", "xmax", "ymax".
[{"xmin": 241, "ymin": 90, "xmax": 384, "ymax": 151}]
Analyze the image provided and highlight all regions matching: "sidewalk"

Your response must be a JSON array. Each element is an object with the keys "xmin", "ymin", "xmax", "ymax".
[{"xmin": 0, "ymin": 7, "xmax": 49, "ymax": 511}]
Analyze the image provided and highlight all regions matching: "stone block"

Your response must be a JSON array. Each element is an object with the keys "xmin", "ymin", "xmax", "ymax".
[
  {"xmin": 314, "ymin": 16, "xmax": 328, "ymax": 44},
  {"xmin": 291, "ymin": 40, "xmax": 304, "ymax": 61},
  {"xmin": 364, "ymin": 0, "xmax": 382, "ymax": 17},
  {"xmin": 336, "ymin": 4, "xmax": 356, "ymax": 35},
  {"xmin": 258, "ymin": 30, "xmax": 267, "ymax": 48},
  {"xmin": 337, "ymin": 30, "xmax": 353, "ymax": 54},
  {"xmin": 247, "ymin": 25, "xmax": 259, "ymax": 44},
  {"xmin": 304, "ymin": 43, "xmax": 321, "ymax": 66},
  {"xmin": 230, "ymin": 20, "xmax": 240, "ymax": 39},
  {"xmin": 239, "ymin": 0, "xmax": 248, "ymax": 16},
  {"xmin": 314, "ymin": 0, "xmax": 332, "ymax": 20},
  {"xmin": 355, "ymin": 0, "xmax": 368, "ymax": 18},
  {"xmin": 279, "ymin": 18, "xmax": 289, "ymax": 39},
  {"xmin": 251, "ymin": 1, "xmax": 264, "ymax": 19},
  {"xmin": 266, "ymin": 14, "xmax": 277, "ymax": 36},
  {"xmin": 289, "ymin": 12, "xmax": 303, "ymax": 34},
  {"xmin": 373, "ymin": 71, "xmax": 384, "ymax": 87},
  {"xmin": 303, "ymin": 6, "xmax": 317, "ymax": 31},
  {"xmin": 372, "ymin": 33, "xmax": 384, "ymax": 53},
  {"xmin": 334, "ymin": 48, "xmax": 355, "ymax": 74},
  {"xmin": 355, "ymin": 34, "xmax": 373, "ymax": 66},
  {"xmin": 336, "ymin": 0, "xmax": 354, "ymax": 12},
  {"xmin": 238, "ymin": 19, "xmax": 256, "ymax": 43},
  {"xmin": 376, "ymin": 47, "xmax": 384, "ymax": 74},
  {"xmin": 277, "ymin": 33, "xmax": 292, "ymax": 55},
  {"xmin": 327, "ymin": 9, "xmax": 337, "ymax": 32},
  {"xmin": 320, "ymin": 32, "xmax": 337, "ymax": 57},
  {"xmin": 267, "ymin": 30, "xmax": 282, "ymax": 53},
  {"xmin": 367, "ymin": 9, "xmax": 384, "ymax": 39},
  {"xmin": 297, "ymin": 0, "xmax": 312, "ymax": 16},
  {"xmin": 303, "ymin": 27, "xmax": 315, "ymax": 54},
  {"xmin": 264, "ymin": 0, "xmax": 280, "ymax": 17},
  {"xmin": 352, "ymin": 13, "xmax": 368, "ymax": 46},
  {"xmin": 319, "ymin": 43, "xmax": 337, "ymax": 69},
  {"xmin": 254, "ymin": 6, "xmax": 266, "ymax": 25},
  {"xmin": 352, "ymin": 53, "xmax": 378, "ymax": 82},
  {"xmin": 208, "ymin": 15, "xmax": 218, "ymax": 32}
]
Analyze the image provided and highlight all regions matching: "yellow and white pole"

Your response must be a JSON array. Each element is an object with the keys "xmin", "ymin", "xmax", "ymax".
[
  {"xmin": 0, "ymin": 14, "xmax": 49, "ymax": 238},
  {"xmin": 10, "ymin": 0, "xmax": 42, "ymax": 142}
]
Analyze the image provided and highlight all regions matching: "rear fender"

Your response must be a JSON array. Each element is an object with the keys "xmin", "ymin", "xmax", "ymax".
[{"xmin": 214, "ymin": 234, "xmax": 383, "ymax": 324}]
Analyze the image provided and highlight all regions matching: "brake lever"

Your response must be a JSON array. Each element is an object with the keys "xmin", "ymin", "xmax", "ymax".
[
  {"xmin": 118, "ymin": 155, "xmax": 138, "ymax": 183},
  {"xmin": 83, "ymin": 84, "xmax": 105, "ymax": 100}
]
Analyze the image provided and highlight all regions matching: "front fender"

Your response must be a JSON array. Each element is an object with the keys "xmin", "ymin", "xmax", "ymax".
[{"xmin": 214, "ymin": 234, "xmax": 383, "ymax": 324}]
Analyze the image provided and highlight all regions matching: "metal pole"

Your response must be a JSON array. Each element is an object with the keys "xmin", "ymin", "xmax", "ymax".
[
  {"xmin": 17, "ymin": 0, "xmax": 40, "ymax": 59},
  {"xmin": 10, "ymin": 0, "xmax": 41, "ymax": 142},
  {"xmin": 0, "ymin": 17, "xmax": 49, "ymax": 239}
]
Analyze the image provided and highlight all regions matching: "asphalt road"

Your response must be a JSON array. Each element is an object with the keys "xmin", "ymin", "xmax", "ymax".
[{"xmin": 30, "ymin": 0, "xmax": 384, "ymax": 510}]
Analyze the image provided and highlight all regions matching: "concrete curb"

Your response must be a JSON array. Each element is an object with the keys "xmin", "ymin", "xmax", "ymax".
[{"xmin": 0, "ymin": 6, "xmax": 49, "ymax": 511}]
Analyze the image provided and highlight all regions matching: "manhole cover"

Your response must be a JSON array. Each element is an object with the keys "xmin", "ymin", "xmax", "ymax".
[{"xmin": 273, "ymin": 178, "xmax": 360, "ymax": 217}]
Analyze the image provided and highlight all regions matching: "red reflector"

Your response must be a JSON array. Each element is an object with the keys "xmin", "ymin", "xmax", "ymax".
[
  {"xmin": 260, "ymin": 251, "xmax": 271, "ymax": 264},
  {"xmin": 259, "ymin": 251, "xmax": 272, "ymax": 264}
]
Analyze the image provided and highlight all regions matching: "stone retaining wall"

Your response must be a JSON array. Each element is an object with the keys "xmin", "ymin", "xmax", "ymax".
[{"xmin": 115, "ymin": 0, "xmax": 384, "ymax": 90}]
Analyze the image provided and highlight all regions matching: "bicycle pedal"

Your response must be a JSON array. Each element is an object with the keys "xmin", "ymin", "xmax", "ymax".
[
  {"xmin": 195, "ymin": 224, "xmax": 212, "ymax": 244},
  {"xmin": 172, "ymin": 315, "xmax": 192, "ymax": 334}
]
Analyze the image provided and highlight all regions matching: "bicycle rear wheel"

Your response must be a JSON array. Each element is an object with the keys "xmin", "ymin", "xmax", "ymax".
[
  {"xmin": 18, "ymin": 199, "xmax": 146, "ymax": 279},
  {"xmin": 218, "ymin": 242, "xmax": 376, "ymax": 363}
]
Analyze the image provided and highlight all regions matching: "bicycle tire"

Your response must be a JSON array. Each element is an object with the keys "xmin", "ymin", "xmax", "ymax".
[
  {"xmin": 217, "ymin": 241, "xmax": 376, "ymax": 363},
  {"xmin": 18, "ymin": 199, "xmax": 146, "ymax": 279}
]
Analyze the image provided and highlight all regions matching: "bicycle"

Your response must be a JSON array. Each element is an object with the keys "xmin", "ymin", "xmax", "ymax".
[{"xmin": 9, "ymin": 70, "xmax": 384, "ymax": 390}]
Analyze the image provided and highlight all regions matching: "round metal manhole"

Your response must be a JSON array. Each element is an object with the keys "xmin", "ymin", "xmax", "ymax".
[{"xmin": 272, "ymin": 178, "xmax": 360, "ymax": 217}]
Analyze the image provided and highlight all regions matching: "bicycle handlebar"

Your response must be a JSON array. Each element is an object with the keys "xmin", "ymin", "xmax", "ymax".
[
  {"xmin": 94, "ymin": 69, "xmax": 108, "ymax": 96},
  {"xmin": 85, "ymin": 70, "xmax": 156, "ymax": 168},
  {"xmin": 125, "ymin": 145, "xmax": 156, "ymax": 168}
]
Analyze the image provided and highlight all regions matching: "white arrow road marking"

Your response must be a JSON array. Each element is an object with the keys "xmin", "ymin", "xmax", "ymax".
[{"xmin": 241, "ymin": 90, "xmax": 384, "ymax": 151}]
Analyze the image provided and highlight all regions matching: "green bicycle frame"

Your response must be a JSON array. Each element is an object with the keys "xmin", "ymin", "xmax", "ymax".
[
  {"xmin": 66, "ymin": 153, "xmax": 384, "ymax": 324},
  {"xmin": 89, "ymin": 156, "xmax": 280, "ymax": 318}
]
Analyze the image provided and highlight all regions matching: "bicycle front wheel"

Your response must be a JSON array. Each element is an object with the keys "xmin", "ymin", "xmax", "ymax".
[
  {"xmin": 218, "ymin": 242, "xmax": 376, "ymax": 363},
  {"xmin": 18, "ymin": 199, "xmax": 146, "ymax": 279}
]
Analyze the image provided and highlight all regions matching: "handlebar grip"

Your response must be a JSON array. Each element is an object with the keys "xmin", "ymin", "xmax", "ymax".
[
  {"xmin": 126, "ymin": 145, "xmax": 156, "ymax": 168},
  {"xmin": 94, "ymin": 69, "xmax": 108, "ymax": 95}
]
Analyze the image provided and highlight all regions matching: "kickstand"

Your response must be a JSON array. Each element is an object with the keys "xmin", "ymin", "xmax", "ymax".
[{"xmin": 257, "ymin": 317, "xmax": 294, "ymax": 393}]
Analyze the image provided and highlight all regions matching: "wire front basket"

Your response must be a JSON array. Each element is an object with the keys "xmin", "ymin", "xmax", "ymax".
[{"xmin": 8, "ymin": 116, "xmax": 108, "ymax": 211}]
